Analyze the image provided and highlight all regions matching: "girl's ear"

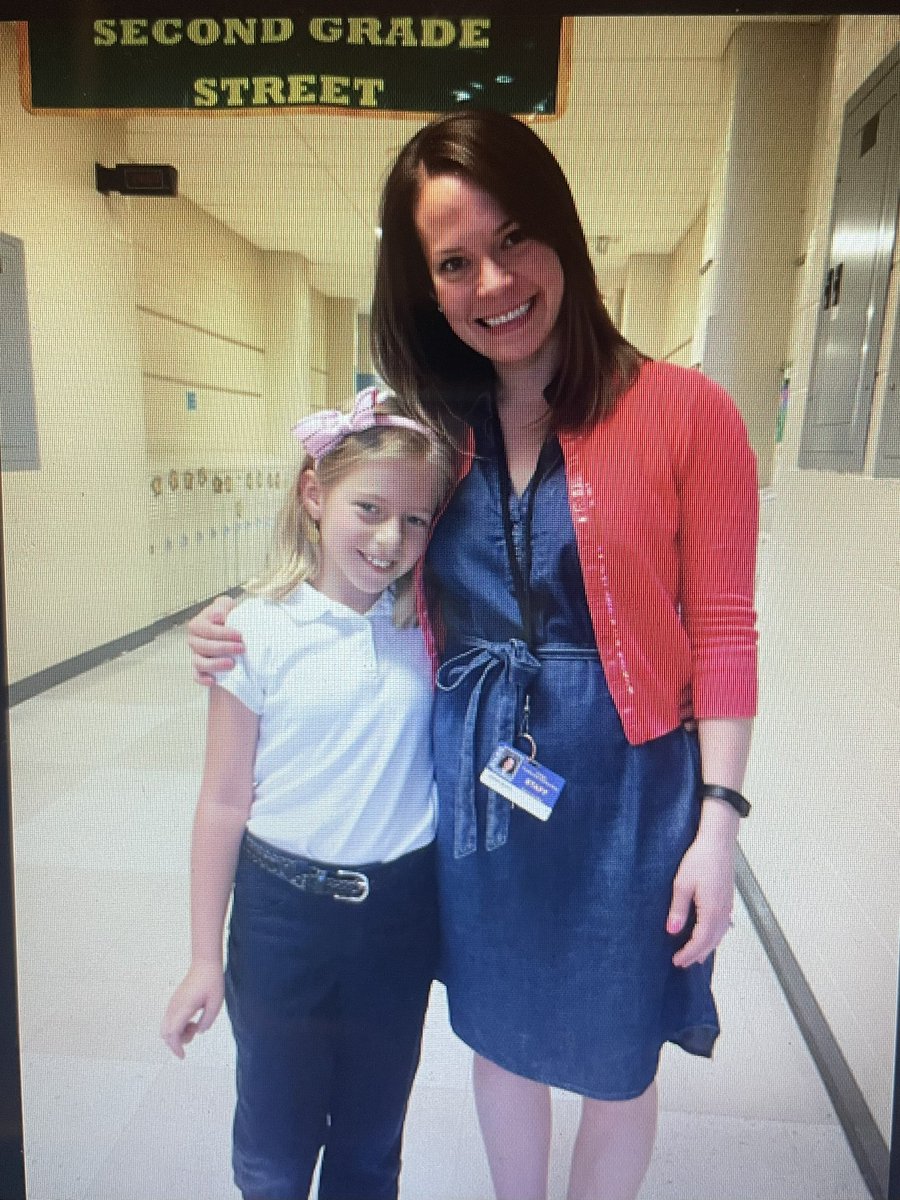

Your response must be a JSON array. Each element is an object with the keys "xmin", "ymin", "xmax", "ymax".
[{"xmin": 298, "ymin": 468, "xmax": 323, "ymax": 523}]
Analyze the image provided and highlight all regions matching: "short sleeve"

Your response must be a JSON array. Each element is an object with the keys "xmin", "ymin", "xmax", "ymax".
[{"xmin": 215, "ymin": 600, "xmax": 267, "ymax": 715}]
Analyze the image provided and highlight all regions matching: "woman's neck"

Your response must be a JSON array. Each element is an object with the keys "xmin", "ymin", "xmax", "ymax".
[{"xmin": 495, "ymin": 353, "xmax": 556, "ymax": 434}]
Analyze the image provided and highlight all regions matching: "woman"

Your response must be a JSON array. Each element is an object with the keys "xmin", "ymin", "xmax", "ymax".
[{"xmin": 191, "ymin": 109, "xmax": 757, "ymax": 1200}]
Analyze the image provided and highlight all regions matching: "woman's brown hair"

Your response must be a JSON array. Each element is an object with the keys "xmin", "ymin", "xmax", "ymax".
[{"xmin": 371, "ymin": 108, "xmax": 645, "ymax": 436}]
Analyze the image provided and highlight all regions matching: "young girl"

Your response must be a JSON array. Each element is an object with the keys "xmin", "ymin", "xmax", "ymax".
[{"xmin": 161, "ymin": 387, "xmax": 453, "ymax": 1200}]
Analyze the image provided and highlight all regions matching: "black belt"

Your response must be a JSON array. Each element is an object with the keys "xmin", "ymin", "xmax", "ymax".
[{"xmin": 242, "ymin": 831, "xmax": 414, "ymax": 903}]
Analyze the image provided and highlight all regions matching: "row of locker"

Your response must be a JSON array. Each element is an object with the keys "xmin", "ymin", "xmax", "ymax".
[{"xmin": 148, "ymin": 461, "xmax": 292, "ymax": 617}]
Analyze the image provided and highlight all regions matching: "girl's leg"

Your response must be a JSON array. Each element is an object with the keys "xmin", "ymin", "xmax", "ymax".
[
  {"xmin": 226, "ymin": 851, "xmax": 336, "ymax": 1200},
  {"xmin": 472, "ymin": 1053, "xmax": 552, "ymax": 1200},
  {"xmin": 566, "ymin": 1081, "xmax": 658, "ymax": 1200},
  {"xmin": 319, "ymin": 983, "xmax": 428, "ymax": 1200},
  {"xmin": 318, "ymin": 845, "xmax": 438, "ymax": 1200}
]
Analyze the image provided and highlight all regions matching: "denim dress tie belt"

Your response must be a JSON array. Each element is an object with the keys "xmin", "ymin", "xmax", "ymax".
[{"xmin": 436, "ymin": 637, "xmax": 599, "ymax": 857}]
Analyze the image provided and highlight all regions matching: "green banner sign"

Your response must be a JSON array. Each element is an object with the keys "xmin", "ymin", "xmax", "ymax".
[{"xmin": 22, "ymin": 16, "xmax": 569, "ymax": 116}]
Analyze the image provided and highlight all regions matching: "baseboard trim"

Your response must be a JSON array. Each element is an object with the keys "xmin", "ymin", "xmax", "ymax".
[
  {"xmin": 736, "ymin": 845, "xmax": 890, "ymax": 1200},
  {"xmin": 8, "ymin": 588, "xmax": 243, "ymax": 707}
]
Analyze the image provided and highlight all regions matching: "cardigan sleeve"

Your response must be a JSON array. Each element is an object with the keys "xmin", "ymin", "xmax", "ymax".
[{"xmin": 675, "ymin": 375, "xmax": 759, "ymax": 719}]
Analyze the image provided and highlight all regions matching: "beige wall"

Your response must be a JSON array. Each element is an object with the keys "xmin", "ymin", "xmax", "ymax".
[
  {"xmin": 743, "ymin": 15, "xmax": 900, "ymax": 1140},
  {"xmin": 0, "ymin": 25, "xmax": 154, "ymax": 680},
  {"xmin": 261, "ymin": 249, "xmax": 313, "ymax": 441},
  {"xmin": 323, "ymin": 295, "xmax": 357, "ymax": 409},
  {"xmin": 356, "ymin": 313, "xmax": 374, "ymax": 377},
  {"xmin": 661, "ymin": 209, "xmax": 704, "ymax": 366},
  {"xmin": 136, "ymin": 199, "xmax": 285, "ymax": 615},
  {"xmin": 620, "ymin": 253, "xmax": 669, "ymax": 358},
  {"xmin": 137, "ymin": 196, "xmax": 269, "ymax": 460},
  {"xmin": 1, "ymin": 20, "xmax": 360, "ymax": 674},
  {"xmin": 621, "ymin": 209, "xmax": 703, "ymax": 366}
]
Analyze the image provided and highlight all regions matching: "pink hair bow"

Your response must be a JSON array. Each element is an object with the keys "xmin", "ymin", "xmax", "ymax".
[{"xmin": 292, "ymin": 387, "xmax": 433, "ymax": 462}]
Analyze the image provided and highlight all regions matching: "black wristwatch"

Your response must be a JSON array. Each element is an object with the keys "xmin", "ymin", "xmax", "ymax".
[{"xmin": 701, "ymin": 783, "xmax": 751, "ymax": 817}]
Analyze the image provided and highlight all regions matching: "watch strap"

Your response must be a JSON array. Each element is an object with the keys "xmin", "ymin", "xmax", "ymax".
[{"xmin": 701, "ymin": 783, "xmax": 751, "ymax": 817}]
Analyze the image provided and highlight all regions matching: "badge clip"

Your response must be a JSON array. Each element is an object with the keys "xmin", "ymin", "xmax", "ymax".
[{"xmin": 479, "ymin": 742, "xmax": 565, "ymax": 822}]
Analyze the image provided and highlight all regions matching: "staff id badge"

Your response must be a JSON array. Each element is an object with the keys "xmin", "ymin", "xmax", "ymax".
[{"xmin": 479, "ymin": 744, "xmax": 565, "ymax": 821}]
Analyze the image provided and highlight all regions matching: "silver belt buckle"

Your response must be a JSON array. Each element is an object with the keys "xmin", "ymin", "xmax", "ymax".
[{"xmin": 334, "ymin": 869, "xmax": 370, "ymax": 902}]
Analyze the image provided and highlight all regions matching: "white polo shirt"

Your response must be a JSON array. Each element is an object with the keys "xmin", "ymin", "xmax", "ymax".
[{"xmin": 218, "ymin": 583, "xmax": 436, "ymax": 865}]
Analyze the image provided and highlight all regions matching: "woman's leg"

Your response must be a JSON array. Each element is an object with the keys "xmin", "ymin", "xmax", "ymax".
[
  {"xmin": 566, "ymin": 1081, "xmax": 658, "ymax": 1200},
  {"xmin": 472, "ymin": 1054, "xmax": 552, "ymax": 1200}
]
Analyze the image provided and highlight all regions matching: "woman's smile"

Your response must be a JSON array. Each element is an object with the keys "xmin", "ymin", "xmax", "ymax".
[{"xmin": 477, "ymin": 298, "xmax": 534, "ymax": 329}]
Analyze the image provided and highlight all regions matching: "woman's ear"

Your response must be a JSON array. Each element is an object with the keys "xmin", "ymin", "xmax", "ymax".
[{"xmin": 298, "ymin": 468, "xmax": 323, "ymax": 523}]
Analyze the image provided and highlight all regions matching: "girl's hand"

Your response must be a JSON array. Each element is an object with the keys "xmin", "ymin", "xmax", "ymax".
[
  {"xmin": 187, "ymin": 596, "xmax": 242, "ymax": 685},
  {"xmin": 666, "ymin": 803, "xmax": 738, "ymax": 969},
  {"xmin": 161, "ymin": 961, "xmax": 225, "ymax": 1058}
]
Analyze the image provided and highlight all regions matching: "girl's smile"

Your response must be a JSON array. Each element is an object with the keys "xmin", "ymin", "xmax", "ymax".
[{"xmin": 415, "ymin": 173, "xmax": 564, "ymax": 377}]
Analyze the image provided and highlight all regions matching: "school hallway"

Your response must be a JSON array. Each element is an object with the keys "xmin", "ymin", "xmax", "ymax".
[
  {"xmin": 7, "ymin": 621, "xmax": 873, "ymax": 1200},
  {"xmin": 3, "ymin": 12, "xmax": 899, "ymax": 1200}
]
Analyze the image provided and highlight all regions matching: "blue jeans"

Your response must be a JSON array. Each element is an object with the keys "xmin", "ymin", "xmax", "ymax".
[{"xmin": 224, "ymin": 835, "xmax": 438, "ymax": 1200}]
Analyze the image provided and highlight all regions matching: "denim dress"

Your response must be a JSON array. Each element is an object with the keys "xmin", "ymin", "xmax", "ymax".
[{"xmin": 426, "ymin": 407, "xmax": 720, "ymax": 1100}]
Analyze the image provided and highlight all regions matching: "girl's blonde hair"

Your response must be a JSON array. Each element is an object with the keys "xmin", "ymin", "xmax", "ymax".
[{"xmin": 246, "ymin": 394, "xmax": 454, "ymax": 627}]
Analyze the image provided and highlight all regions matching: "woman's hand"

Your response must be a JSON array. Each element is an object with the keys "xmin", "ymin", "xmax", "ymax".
[
  {"xmin": 667, "ymin": 715, "xmax": 751, "ymax": 967},
  {"xmin": 187, "ymin": 595, "xmax": 242, "ymax": 684},
  {"xmin": 161, "ymin": 961, "xmax": 225, "ymax": 1058},
  {"xmin": 666, "ymin": 801, "xmax": 739, "ymax": 968}
]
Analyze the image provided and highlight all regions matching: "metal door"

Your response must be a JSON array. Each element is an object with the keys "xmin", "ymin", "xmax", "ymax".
[
  {"xmin": 873, "ymin": 253, "xmax": 900, "ymax": 477},
  {"xmin": 0, "ymin": 234, "xmax": 40, "ymax": 471},
  {"xmin": 799, "ymin": 47, "xmax": 900, "ymax": 472}
]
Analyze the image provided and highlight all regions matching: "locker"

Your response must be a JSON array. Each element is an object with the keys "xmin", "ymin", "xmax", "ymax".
[{"xmin": 147, "ymin": 470, "xmax": 168, "ymax": 620}]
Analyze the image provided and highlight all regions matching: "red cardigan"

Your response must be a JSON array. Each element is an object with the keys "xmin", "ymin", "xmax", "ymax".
[{"xmin": 416, "ymin": 360, "xmax": 759, "ymax": 745}]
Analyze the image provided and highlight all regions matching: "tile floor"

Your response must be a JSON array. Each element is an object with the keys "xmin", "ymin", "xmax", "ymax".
[{"xmin": 8, "ymin": 627, "xmax": 874, "ymax": 1200}]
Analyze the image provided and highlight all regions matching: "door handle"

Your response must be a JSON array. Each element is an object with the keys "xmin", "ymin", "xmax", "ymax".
[
  {"xmin": 831, "ymin": 262, "xmax": 844, "ymax": 307},
  {"xmin": 823, "ymin": 267, "xmax": 834, "ymax": 310}
]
